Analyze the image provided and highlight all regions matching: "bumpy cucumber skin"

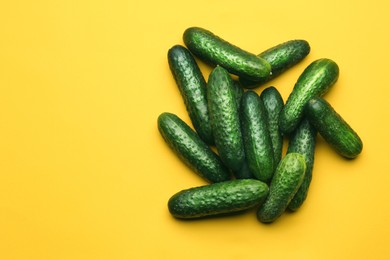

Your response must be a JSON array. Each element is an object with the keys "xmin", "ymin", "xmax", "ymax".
[
  {"xmin": 230, "ymin": 80, "xmax": 255, "ymax": 179},
  {"xmin": 208, "ymin": 66, "xmax": 245, "ymax": 172},
  {"xmin": 240, "ymin": 40, "xmax": 310, "ymax": 88},
  {"xmin": 257, "ymin": 153, "xmax": 306, "ymax": 223},
  {"xmin": 231, "ymin": 80, "xmax": 244, "ymax": 110},
  {"xmin": 260, "ymin": 87, "xmax": 284, "ymax": 166},
  {"xmin": 287, "ymin": 119, "xmax": 317, "ymax": 211},
  {"xmin": 279, "ymin": 58, "xmax": 339, "ymax": 135},
  {"xmin": 304, "ymin": 97, "xmax": 363, "ymax": 159},
  {"xmin": 168, "ymin": 45, "xmax": 213, "ymax": 144},
  {"xmin": 168, "ymin": 179, "xmax": 269, "ymax": 219},
  {"xmin": 183, "ymin": 27, "xmax": 271, "ymax": 81},
  {"xmin": 158, "ymin": 112, "xmax": 231, "ymax": 183},
  {"xmin": 241, "ymin": 91, "xmax": 275, "ymax": 182}
]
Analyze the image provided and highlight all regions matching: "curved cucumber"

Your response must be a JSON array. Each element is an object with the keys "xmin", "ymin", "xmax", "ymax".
[
  {"xmin": 241, "ymin": 91, "xmax": 275, "ymax": 182},
  {"xmin": 168, "ymin": 179, "xmax": 269, "ymax": 219},
  {"xmin": 279, "ymin": 58, "xmax": 339, "ymax": 134},
  {"xmin": 304, "ymin": 97, "xmax": 363, "ymax": 159},
  {"xmin": 158, "ymin": 112, "xmax": 231, "ymax": 183},
  {"xmin": 260, "ymin": 87, "xmax": 284, "ymax": 166},
  {"xmin": 207, "ymin": 66, "xmax": 245, "ymax": 172},
  {"xmin": 168, "ymin": 45, "xmax": 213, "ymax": 144},
  {"xmin": 287, "ymin": 119, "xmax": 317, "ymax": 211},
  {"xmin": 240, "ymin": 39, "xmax": 310, "ymax": 88},
  {"xmin": 183, "ymin": 27, "xmax": 271, "ymax": 81},
  {"xmin": 257, "ymin": 153, "xmax": 306, "ymax": 223}
]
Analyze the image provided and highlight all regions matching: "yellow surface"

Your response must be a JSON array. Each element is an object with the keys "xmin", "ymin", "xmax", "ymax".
[{"xmin": 0, "ymin": 0, "xmax": 389, "ymax": 259}]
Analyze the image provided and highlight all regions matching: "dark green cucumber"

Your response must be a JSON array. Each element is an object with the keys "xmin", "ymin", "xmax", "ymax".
[
  {"xmin": 183, "ymin": 27, "xmax": 271, "ymax": 81},
  {"xmin": 279, "ymin": 58, "xmax": 339, "ymax": 134},
  {"xmin": 240, "ymin": 39, "xmax": 311, "ymax": 88},
  {"xmin": 158, "ymin": 112, "xmax": 231, "ymax": 183},
  {"xmin": 304, "ymin": 97, "xmax": 363, "ymax": 159},
  {"xmin": 168, "ymin": 179, "xmax": 269, "ymax": 219},
  {"xmin": 240, "ymin": 91, "xmax": 275, "ymax": 182},
  {"xmin": 257, "ymin": 153, "xmax": 306, "ymax": 223},
  {"xmin": 231, "ymin": 80, "xmax": 244, "ymax": 110},
  {"xmin": 287, "ymin": 119, "xmax": 317, "ymax": 211},
  {"xmin": 167, "ymin": 45, "xmax": 213, "ymax": 144},
  {"xmin": 207, "ymin": 66, "xmax": 245, "ymax": 172},
  {"xmin": 231, "ymin": 80, "xmax": 255, "ymax": 179},
  {"xmin": 260, "ymin": 87, "xmax": 284, "ymax": 166}
]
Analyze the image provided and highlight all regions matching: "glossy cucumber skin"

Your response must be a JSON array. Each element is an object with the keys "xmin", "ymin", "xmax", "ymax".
[
  {"xmin": 158, "ymin": 112, "xmax": 231, "ymax": 183},
  {"xmin": 257, "ymin": 153, "xmax": 306, "ymax": 223},
  {"xmin": 287, "ymin": 119, "xmax": 317, "ymax": 211},
  {"xmin": 240, "ymin": 39, "xmax": 310, "ymax": 88},
  {"xmin": 240, "ymin": 91, "xmax": 275, "ymax": 182},
  {"xmin": 168, "ymin": 45, "xmax": 213, "ymax": 144},
  {"xmin": 260, "ymin": 87, "xmax": 284, "ymax": 166},
  {"xmin": 231, "ymin": 80, "xmax": 255, "ymax": 179},
  {"xmin": 304, "ymin": 97, "xmax": 363, "ymax": 159},
  {"xmin": 279, "ymin": 58, "xmax": 339, "ymax": 134},
  {"xmin": 207, "ymin": 66, "xmax": 245, "ymax": 172},
  {"xmin": 168, "ymin": 179, "xmax": 269, "ymax": 219},
  {"xmin": 183, "ymin": 27, "xmax": 271, "ymax": 81}
]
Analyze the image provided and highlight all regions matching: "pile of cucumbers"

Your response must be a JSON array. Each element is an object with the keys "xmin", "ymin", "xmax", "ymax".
[{"xmin": 158, "ymin": 27, "xmax": 363, "ymax": 223}]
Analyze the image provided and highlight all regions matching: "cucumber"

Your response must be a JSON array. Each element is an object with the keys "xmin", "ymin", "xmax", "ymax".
[
  {"xmin": 287, "ymin": 119, "xmax": 317, "ymax": 211},
  {"xmin": 257, "ymin": 153, "xmax": 306, "ymax": 223},
  {"xmin": 158, "ymin": 112, "xmax": 231, "ymax": 183},
  {"xmin": 232, "ymin": 80, "xmax": 244, "ymax": 110},
  {"xmin": 207, "ymin": 66, "xmax": 245, "ymax": 172},
  {"xmin": 304, "ymin": 97, "xmax": 363, "ymax": 159},
  {"xmin": 183, "ymin": 27, "xmax": 271, "ymax": 81},
  {"xmin": 260, "ymin": 87, "xmax": 284, "ymax": 166},
  {"xmin": 279, "ymin": 58, "xmax": 339, "ymax": 134},
  {"xmin": 240, "ymin": 91, "xmax": 275, "ymax": 182},
  {"xmin": 231, "ymin": 80, "xmax": 255, "ymax": 179},
  {"xmin": 240, "ymin": 39, "xmax": 311, "ymax": 88},
  {"xmin": 168, "ymin": 45, "xmax": 213, "ymax": 144},
  {"xmin": 168, "ymin": 179, "xmax": 269, "ymax": 219}
]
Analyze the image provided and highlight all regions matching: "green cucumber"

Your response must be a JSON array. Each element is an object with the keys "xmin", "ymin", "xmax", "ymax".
[
  {"xmin": 257, "ymin": 153, "xmax": 306, "ymax": 223},
  {"xmin": 183, "ymin": 27, "xmax": 271, "ymax": 81},
  {"xmin": 232, "ymin": 80, "xmax": 244, "ymax": 110},
  {"xmin": 168, "ymin": 45, "xmax": 213, "ymax": 144},
  {"xmin": 304, "ymin": 97, "xmax": 363, "ymax": 159},
  {"xmin": 158, "ymin": 112, "xmax": 231, "ymax": 183},
  {"xmin": 168, "ymin": 179, "xmax": 269, "ymax": 219},
  {"xmin": 240, "ymin": 39, "xmax": 311, "ymax": 88},
  {"xmin": 287, "ymin": 119, "xmax": 317, "ymax": 211},
  {"xmin": 207, "ymin": 66, "xmax": 245, "ymax": 172},
  {"xmin": 240, "ymin": 91, "xmax": 275, "ymax": 182},
  {"xmin": 279, "ymin": 58, "xmax": 339, "ymax": 134},
  {"xmin": 231, "ymin": 80, "xmax": 255, "ymax": 179},
  {"xmin": 260, "ymin": 87, "xmax": 284, "ymax": 166}
]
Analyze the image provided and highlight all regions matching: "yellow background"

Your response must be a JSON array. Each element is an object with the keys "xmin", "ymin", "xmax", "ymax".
[{"xmin": 0, "ymin": 0, "xmax": 389, "ymax": 259}]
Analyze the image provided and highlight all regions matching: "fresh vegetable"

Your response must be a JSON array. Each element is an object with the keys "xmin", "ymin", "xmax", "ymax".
[
  {"xmin": 183, "ymin": 27, "xmax": 271, "ymax": 81},
  {"xmin": 158, "ymin": 112, "xmax": 231, "ymax": 183},
  {"xmin": 168, "ymin": 179, "xmax": 269, "ymax": 219},
  {"xmin": 279, "ymin": 58, "xmax": 339, "ymax": 134},
  {"xmin": 168, "ymin": 45, "xmax": 213, "ymax": 144},
  {"xmin": 304, "ymin": 97, "xmax": 363, "ymax": 159}
]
